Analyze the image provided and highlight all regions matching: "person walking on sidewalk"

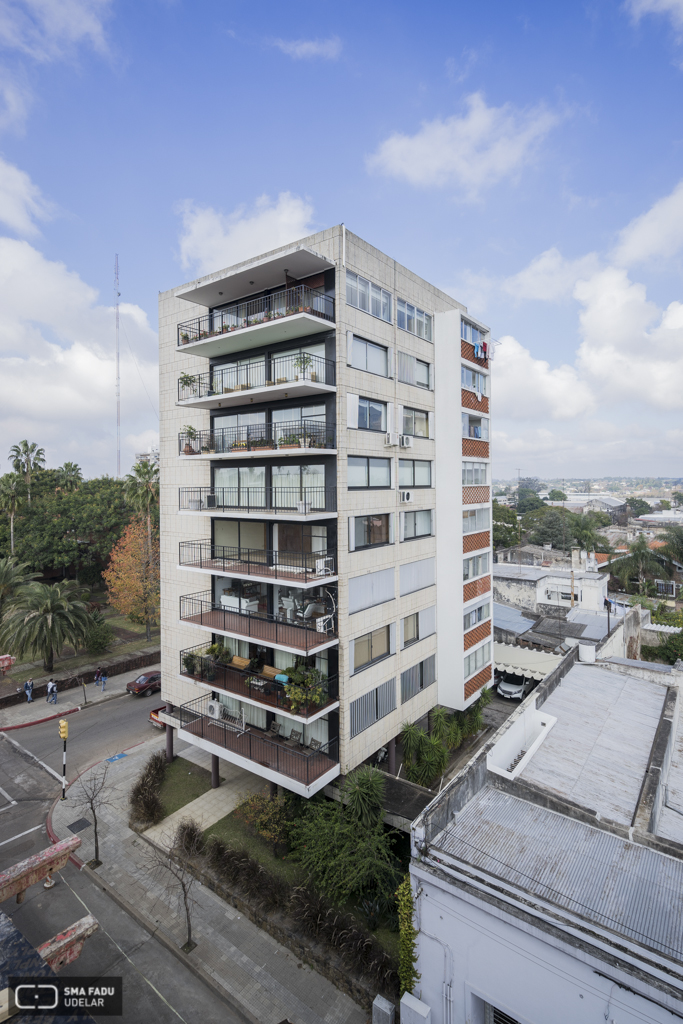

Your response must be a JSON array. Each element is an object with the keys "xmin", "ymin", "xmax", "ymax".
[
  {"xmin": 94, "ymin": 666, "xmax": 102, "ymax": 686},
  {"xmin": 23, "ymin": 678, "xmax": 33, "ymax": 703},
  {"xmin": 47, "ymin": 679, "xmax": 57, "ymax": 704},
  {"xmin": 100, "ymin": 670, "xmax": 108, "ymax": 693}
]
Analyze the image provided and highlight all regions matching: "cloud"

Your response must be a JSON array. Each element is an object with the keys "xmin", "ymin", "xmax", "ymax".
[
  {"xmin": 366, "ymin": 92, "xmax": 561, "ymax": 196},
  {"xmin": 503, "ymin": 247, "xmax": 601, "ymax": 302},
  {"xmin": 270, "ymin": 36, "xmax": 341, "ymax": 60},
  {"xmin": 177, "ymin": 192, "xmax": 315, "ymax": 277},
  {"xmin": 625, "ymin": 0, "xmax": 683, "ymax": 29},
  {"xmin": 445, "ymin": 49, "xmax": 478, "ymax": 83},
  {"xmin": 494, "ymin": 335, "xmax": 595, "ymax": 420},
  {"xmin": 0, "ymin": 154, "xmax": 51, "ymax": 235},
  {"xmin": 0, "ymin": 0, "xmax": 111, "ymax": 62},
  {"xmin": 611, "ymin": 179, "xmax": 683, "ymax": 265}
]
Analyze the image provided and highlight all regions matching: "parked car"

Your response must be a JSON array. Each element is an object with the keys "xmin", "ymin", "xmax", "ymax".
[
  {"xmin": 149, "ymin": 704, "xmax": 166, "ymax": 730},
  {"xmin": 126, "ymin": 671, "xmax": 161, "ymax": 697},
  {"xmin": 496, "ymin": 674, "xmax": 536, "ymax": 701}
]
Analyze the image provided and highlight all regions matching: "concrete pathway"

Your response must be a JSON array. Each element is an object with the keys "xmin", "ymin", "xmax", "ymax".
[{"xmin": 48, "ymin": 739, "xmax": 367, "ymax": 1024}]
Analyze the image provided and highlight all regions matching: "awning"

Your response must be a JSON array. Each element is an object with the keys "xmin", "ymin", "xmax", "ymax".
[{"xmin": 494, "ymin": 642, "xmax": 562, "ymax": 681}]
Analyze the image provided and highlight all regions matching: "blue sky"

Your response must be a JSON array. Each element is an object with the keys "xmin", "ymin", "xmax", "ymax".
[{"xmin": 1, "ymin": 0, "xmax": 682, "ymax": 479}]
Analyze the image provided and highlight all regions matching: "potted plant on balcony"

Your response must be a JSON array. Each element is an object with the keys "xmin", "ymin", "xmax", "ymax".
[
  {"xmin": 182, "ymin": 652, "xmax": 197, "ymax": 676},
  {"xmin": 182, "ymin": 425, "xmax": 199, "ymax": 455},
  {"xmin": 179, "ymin": 332, "xmax": 190, "ymax": 345},
  {"xmin": 179, "ymin": 372, "xmax": 198, "ymax": 397},
  {"xmin": 283, "ymin": 665, "xmax": 327, "ymax": 714},
  {"xmin": 293, "ymin": 352, "xmax": 313, "ymax": 381},
  {"xmin": 278, "ymin": 433, "xmax": 301, "ymax": 450},
  {"xmin": 250, "ymin": 436, "xmax": 274, "ymax": 451}
]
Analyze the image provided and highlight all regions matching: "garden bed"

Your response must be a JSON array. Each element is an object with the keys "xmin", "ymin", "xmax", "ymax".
[{"xmin": 158, "ymin": 757, "xmax": 215, "ymax": 818}]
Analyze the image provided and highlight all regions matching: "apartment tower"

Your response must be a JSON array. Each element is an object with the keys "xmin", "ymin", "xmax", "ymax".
[{"xmin": 158, "ymin": 227, "xmax": 493, "ymax": 797}]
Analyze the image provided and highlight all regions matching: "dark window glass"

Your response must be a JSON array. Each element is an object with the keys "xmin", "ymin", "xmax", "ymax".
[{"xmin": 355, "ymin": 514, "xmax": 390, "ymax": 549}]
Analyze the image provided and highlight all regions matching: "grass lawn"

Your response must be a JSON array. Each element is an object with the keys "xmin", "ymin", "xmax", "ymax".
[
  {"xmin": 4, "ymin": 635, "xmax": 161, "ymax": 688},
  {"xmin": 159, "ymin": 757, "xmax": 214, "ymax": 818}
]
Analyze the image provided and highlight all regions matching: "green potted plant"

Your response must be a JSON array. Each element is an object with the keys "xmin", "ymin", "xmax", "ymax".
[
  {"xmin": 284, "ymin": 666, "xmax": 327, "ymax": 714},
  {"xmin": 250, "ymin": 436, "xmax": 274, "ymax": 450},
  {"xmin": 182, "ymin": 652, "xmax": 197, "ymax": 675},
  {"xmin": 179, "ymin": 332, "xmax": 190, "ymax": 344},
  {"xmin": 293, "ymin": 352, "xmax": 313, "ymax": 380},
  {"xmin": 278, "ymin": 433, "xmax": 300, "ymax": 450},
  {"xmin": 178, "ymin": 371, "xmax": 198, "ymax": 396},
  {"xmin": 182, "ymin": 425, "xmax": 198, "ymax": 455}
]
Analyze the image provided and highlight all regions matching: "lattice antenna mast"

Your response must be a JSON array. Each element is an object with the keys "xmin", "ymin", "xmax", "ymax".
[{"xmin": 115, "ymin": 254, "xmax": 121, "ymax": 478}]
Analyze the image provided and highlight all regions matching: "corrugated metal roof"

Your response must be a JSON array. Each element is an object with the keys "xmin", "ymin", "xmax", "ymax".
[
  {"xmin": 434, "ymin": 788, "xmax": 683, "ymax": 959},
  {"xmin": 493, "ymin": 602, "xmax": 536, "ymax": 634}
]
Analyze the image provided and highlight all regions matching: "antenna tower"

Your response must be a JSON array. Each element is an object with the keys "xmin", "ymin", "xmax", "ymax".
[{"xmin": 115, "ymin": 255, "xmax": 120, "ymax": 477}]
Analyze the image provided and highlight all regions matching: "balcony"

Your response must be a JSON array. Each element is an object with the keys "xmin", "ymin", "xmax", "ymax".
[
  {"xmin": 177, "ymin": 352, "xmax": 336, "ymax": 410},
  {"xmin": 179, "ymin": 591, "xmax": 338, "ymax": 654},
  {"xmin": 178, "ymin": 541, "xmax": 337, "ymax": 587},
  {"xmin": 177, "ymin": 285, "xmax": 335, "ymax": 359},
  {"xmin": 179, "ymin": 643, "xmax": 339, "ymax": 722},
  {"xmin": 179, "ymin": 486, "xmax": 337, "ymax": 520},
  {"xmin": 177, "ymin": 692, "xmax": 340, "ymax": 795},
  {"xmin": 179, "ymin": 420, "xmax": 336, "ymax": 460}
]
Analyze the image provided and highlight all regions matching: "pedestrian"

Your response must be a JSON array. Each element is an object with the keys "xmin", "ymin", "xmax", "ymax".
[
  {"xmin": 94, "ymin": 666, "xmax": 102, "ymax": 686},
  {"xmin": 48, "ymin": 679, "xmax": 57, "ymax": 705},
  {"xmin": 23, "ymin": 678, "xmax": 33, "ymax": 703},
  {"xmin": 100, "ymin": 670, "xmax": 108, "ymax": 693}
]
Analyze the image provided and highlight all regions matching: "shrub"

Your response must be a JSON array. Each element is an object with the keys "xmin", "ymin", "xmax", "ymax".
[
  {"xmin": 283, "ymin": 665, "xmax": 327, "ymax": 713},
  {"xmin": 343, "ymin": 766, "xmax": 385, "ymax": 829},
  {"xmin": 234, "ymin": 793, "xmax": 291, "ymax": 850},
  {"xmin": 84, "ymin": 611, "xmax": 115, "ymax": 655},
  {"xmin": 396, "ymin": 875, "xmax": 420, "ymax": 997},
  {"xmin": 129, "ymin": 750, "xmax": 166, "ymax": 824},
  {"xmin": 174, "ymin": 817, "xmax": 205, "ymax": 855}
]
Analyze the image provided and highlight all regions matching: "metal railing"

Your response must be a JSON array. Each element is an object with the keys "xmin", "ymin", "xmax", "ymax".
[
  {"xmin": 179, "ymin": 486, "xmax": 337, "ymax": 515},
  {"xmin": 179, "ymin": 419, "xmax": 336, "ymax": 455},
  {"xmin": 178, "ymin": 541, "xmax": 336, "ymax": 582},
  {"xmin": 179, "ymin": 643, "xmax": 338, "ymax": 718},
  {"xmin": 179, "ymin": 591, "xmax": 337, "ymax": 649},
  {"xmin": 178, "ymin": 692, "xmax": 339, "ymax": 785},
  {"xmin": 177, "ymin": 353, "xmax": 335, "ymax": 401},
  {"xmin": 177, "ymin": 285, "xmax": 335, "ymax": 347}
]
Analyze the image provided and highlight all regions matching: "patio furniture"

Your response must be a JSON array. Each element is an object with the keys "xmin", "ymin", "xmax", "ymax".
[
  {"xmin": 309, "ymin": 739, "xmax": 322, "ymax": 752},
  {"xmin": 269, "ymin": 722, "xmax": 281, "ymax": 739},
  {"xmin": 287, "ymin": 729, "xmax": 302, "ymax": 748}
]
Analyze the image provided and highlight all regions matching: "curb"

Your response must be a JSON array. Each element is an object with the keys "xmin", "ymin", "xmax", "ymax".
[{"xmin": 1, "ymin": 690, "xmax": 129, "ymax": 730}]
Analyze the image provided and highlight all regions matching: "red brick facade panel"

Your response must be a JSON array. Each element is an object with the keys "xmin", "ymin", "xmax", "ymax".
[
  {"xmin": 463, "ymin": 576, "xmax": 491, "ymax": 603},
  {"xmin": 464, "ymin": 664, "xmax": 492, "ymax": 700},
  {"xmin": 463, "ymin": 531, "xmax": 491, "ymax": 553},
  {"xmin": 461, "ymin": 389, "xmax": 490, "ymax": 414},
  {"xmin": 462, "ymin": 439, "xmax": 490, "ymax": 458},
  {"xmin": 464, "ymin": 620, "xmax": 491, "ymax": 650},
  {"xmin": 461, "ymin": 340, "xmax": 488, "ymax": 369},
  {"xmin": 463, "ymin": 486, "xmax": 491, "ymax": 505}
]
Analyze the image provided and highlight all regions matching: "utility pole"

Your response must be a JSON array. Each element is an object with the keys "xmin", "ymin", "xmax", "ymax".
[
  {"xmin": 115, "ymin": 255, "xmax": 121, "ymax": 478},
  {"xmin": 59, "ymin": 718, "xmax": 68, "ymax": 799}
]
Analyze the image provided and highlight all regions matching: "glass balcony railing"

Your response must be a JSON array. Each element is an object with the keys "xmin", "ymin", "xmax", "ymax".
[
  {"xmin": 177, "ymin": 285, "xmax": 335, "ymax": 347},
  {"xmin": 179, "ymin": 486, "xmax": 337, "ymax": 515},
  {"xmin": 179, "ymin": 591, "xmax": 337, "ymax": 650},
  {"xmin": 178, "ymin": 352, "xmax": 335, "ymax": 401},
  {"xmin": 179, "ymin": 420, "xmax": 336, "ymax": 456},
  {"xmin": 178, "ymin": 541, "xmax": 336, "ymax": 583}
]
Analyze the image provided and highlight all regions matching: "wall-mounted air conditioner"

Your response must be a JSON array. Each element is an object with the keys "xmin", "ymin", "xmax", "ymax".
[
  {"xmin": 399, "ymin": 434, "xmax": 414, "ymax": 448},
  {"xmin": 385, "ymin": 432, "xmax": 399, "ymax": 446},
  {"xmin": 399, "ymin": 490, "xmax": 414, "ymax": 503},
  {"xmin": 207, "ymin": 699, "xmax": 223, "ymax": 719},
  {"xmin": 315, "ymin": 557, "xmax": 335, "ymax": 576}
]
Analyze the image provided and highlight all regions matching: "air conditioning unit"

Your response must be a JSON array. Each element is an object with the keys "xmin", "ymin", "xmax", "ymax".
[
  {"xmin": 399, "ymin": 434, "xmax": 414, "ymax": 448},
  {"xmin": 207, "ymin": 699, "xmax": 222, "ymax": 719},
  {"xmin": 399, "ymin": 490, "xmax": 414, "ymax": 503},
  {"xmin": 315, "ymin": 556, "xmax": 335, "ymax": 576},
  {"xmin": 297, "ymin": 500, "xmax": 312, "ymax": 514},
  {"xmin": 384, "ymin": 432, "xmax": 399, "ymax": 447}
]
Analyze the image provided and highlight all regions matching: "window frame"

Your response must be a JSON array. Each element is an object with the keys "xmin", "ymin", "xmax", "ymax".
[
  {"xmin": 462, "ymin": 461, "xmax": 489, "ymax": 485},
  {"xmin": 463, "ymin": 601, "xmax": 491, "ymax": 631},
  {"xmin": 398, "ymin": 459, "xmax": 432, "ymax": 489},
  {"xmin": 397, "ymin": 299, "xmax": 433, "ymax": 341},
  {"xmin": 346, "ymin": 270, "xmax": 392, "ymax": 324},
  {"xmin": 461, "ymin": 319, "xmax": 487, "ymax": 347},
  {"xmin": 462, "ymin": 507, "xmax": 491, "ymax": 535},
  {"xmin": 461, "ymin": 413, "xmax": 490, "ymax": 440},
  {"xmin": 463, "ymin": 552, "xmax": 490, "ymax": 581},
  {"xmin": 353, "ymin": 624, "xmax": 392, "ymax": 673},
  {"xmin": 402, "ymin": 612, "xmax": 419, "ymax": 647},
  {"xmin": 350, "ymin": 336, "xmax": 390, "ymax": 378},
  {"xmin": 357, "ymin": 396, "xmax": 388, "ymax": 433},
  {"xmin": 402, "ymin": 406, "xmax": 430, "ymax": 438},
  {"xmin": 347, "ymin": 456, "xmax": 392, "ymax": 490},
  {"xmin": 461, "ymin": 365, "xmax": 488, "ymax": 396},
  {"xmin": 402, "ymin": 509, "xmax": 433, "ymax": 541},
  {"xmin": 464, "ymin": 640, "xmax": 492, "ymax": 681},
  {"xmin": 354, "ymin": 513, "xmax": 392, "ymax": 550},
  {"xmin": 414, "ymin": 358, "xmax": 430, "ymax": 389}
]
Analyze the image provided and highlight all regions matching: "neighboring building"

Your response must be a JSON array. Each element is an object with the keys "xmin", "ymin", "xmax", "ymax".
[
  {"xmin": 158, "ymin": 227, "xmax": 493, "ymax": 798},
  {"xmin": 135, "ymin": 445, "xmax": 160, "ymax": 466},
  {"xmin": 493, "ymin": 562, "xmax": 608, "ymax": 616},
  {"xmin": 410, "ymin": 647, "xmax": 683, "ymax": 1023},
  {"xmin": 637, "ymin": 510, "xmax": 683, "ymax": 528}
]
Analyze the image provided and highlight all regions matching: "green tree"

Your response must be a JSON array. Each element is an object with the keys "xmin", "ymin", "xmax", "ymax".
[
  {"xmin": 659, "ymin": 499, "xmax": 672, "ymax": 510},
  {"xmin": 124, "ymin": 460, "xmax": 160, "ymax": 554},
  {"xmin": 518, "ymin": 477, "xmax": 541, "ymax": 492},
  {"xmin": 492, "ymin": 499, "xmax": 518, "ymax": 549},
  {"xmin": 0, "ymin": 474, "xmax": 24, "ymax": 555},
  {"xmin": 343, "ymin": 765, "xmax": 385, "ymax": 829},
  {"xmin": 661, "ymin": 525, "xmax": 683, "ymax": 570},
  {"xmin": 516, "ymin": 488, "xmax": 546, "ymax": 514},
  {"xmin": 8, "ymin": 440, "xmax": 46, "ymax": 506},
  {"xmin": 529, "ymin": 510, "xmax": 572, "ymax": 549},
  {"xmin": 547, "ymin": 489, "xmax": 568, "ymax": 501},
  {"xmin": 672, "ymin": 492, "xmax": 683, "ymax": 507},
  {"xmin": 1, "ymin": 579, "xmax": 90, "ymax": 671},
  {"xmin": 57, "ymin": 462, "xmax": 83, "ymax": 492},
  {"xmin": 615, "ymin": 535, "xmax": 668, "ymax": 595},
  {"xmin": 626, "ymin": 497, "xmax": 652, "ymax": 518},
  {"xmin": 0, "ymin": 557, "xmax": 40, "ymax": 622}
]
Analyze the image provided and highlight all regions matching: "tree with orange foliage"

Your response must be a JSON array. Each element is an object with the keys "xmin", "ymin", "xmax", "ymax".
[{"xmin": 103, "ymin": 518, "xmax": 159, "ymax": 641}]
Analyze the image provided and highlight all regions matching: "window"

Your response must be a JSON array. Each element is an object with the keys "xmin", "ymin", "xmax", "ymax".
[
  {"xmin": 462, "ymin": 462, "xmax": 488, "ymax": 485},
  {"xmin": 403, "ymin": 613, "xmax": 419, "ymax": 647},
  {"xmin": 464, "ymin": 641, "xmax": 491, "ymax": 680},
  {"xmin": 358, "ymin": 398, "xmax": 387, "ymax": 432},
  {"xmin": 350, "ymin": 679, "xmax": 396, "ymax": 738},
  {"xmin": 346, "ymin": 271, "xmax": 392, "ymax": 323},
  {"xmin": 349, "ymin": 568, "xmax": 395, "ymax": 613},
  {"xmin": 400, "ymin": 557, "xmax": 435, "ymax": 596},
  {"xmin": 461, "ymin": 366, "xmax": 488, "ymax": 395},
  {"xmin": 462, "ymin": 414, "xmax": 489, "ymax": 440},
  {"xmin": 415, "ymin": 359, "xmax": 430, "ymax": 389},
  {"xmin": 463, "ymin": 508, "xmax": 490, "ymax": 534},
  {"xmin": 464, "ymin": 602, "xmax": 490, "ymax": 631},
  {"xmin": 397, "ymin": 299, "xmax": 433, "ymax": 341},
  {"xmin": 463, "ymin": 553, "xmax": 489, "ymax": 580},
  {"xmin": 351, "ymin": 336, "xmax": 389, "ymax": 376},
  {"xmin": 399, "ymin": 460, "xmax": 431, "ymax": 487},
  {"xmin": 403, "ymin": 509, "xmax": 432, "ymax": 540},
  {"xmin": 348, "ymin": 457, "xmax": 391, "ymax": 489},
  {"xmin": 354, "ymin": 514, "xmax": 391, "ymax": 549},
  {"xmin": 353, "ymin": 625, "xmax": 391, "ymax": 672},
  {"xmin": 402, "ymin": 408, "xmax": 429, "ymax": 437},
  {"xmin": 400, "ymin": 655, "xmax": 436, "ymax": 703},
  {"xmin": 398, "ymin": 352, "xmax": 432, "ymax": 388},
  {"xmin": 461, "ymin": 319, "xmax": 487, "ymax": 347}
]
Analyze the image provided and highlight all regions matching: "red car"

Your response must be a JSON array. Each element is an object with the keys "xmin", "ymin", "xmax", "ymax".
[
  {"xmin": 126, "ymin": 671, "xmax": 162, "ymax": 697},
  {"xmin": 149, "ymin": 705, "xmax": 166, "ymax": 730}
]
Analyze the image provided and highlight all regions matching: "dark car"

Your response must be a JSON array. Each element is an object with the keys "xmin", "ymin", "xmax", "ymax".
[{"xmin": 126, "ymin": 671, "xmax": 161, "ymax": 697}]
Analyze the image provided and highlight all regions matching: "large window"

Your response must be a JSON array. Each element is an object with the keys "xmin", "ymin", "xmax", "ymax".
[
  {"xmin": 346, "ymin": 271, "xmax": 392, "ymax": 323},
  {"xmin": 402, "ymin": 407, "xmax": 429, "ymax": 437},
  {"xmin": 351, "ymin": 336, "xmax": 389, "ymax": 376},
  {"xmin": 464, "ymin": 601, "xmax": 490, "ymax": 631},
  {"xmin": 397, "ymin": 299, "xmax": 433, "ymax": 341},
  {"xmin": 354, "ymin": 514, "xmax": 391, "ymax": 549},
  {"xmin": 415, "ymin": 359, "xmax": 430, "ymax": 389},
  {"xmin": 462, "ymin": 462, "xmax": 488, "ymax": 485},
  {"xmin": 461, "ymin": 319, "xmax": 487, "ymax": 347},
  {"xmin": 462, "ymin": 414, "xmax": 489, "ymax": 440},
  {"xmin": 403, "ymin": 612, "xmax": 419, "ymax": 647},
  {"xmin": 461, "ymin": 366, "xmax": 488, "ymax": 395},
  {"xmin": 348, "ymin": 456, "xmax": 391, "ymax": 489},
  {"xmin": 399, "ymin": 459, "xmax": 431, "ymax": 487},
  {"xmin": 358, "ymin": 397, "xmax": 387, "ymax": 432},
  {"xmin": 464, "ymin": 641, "xmax": 491, "ymax": 680},
  {"xmin": 463, "ymin": 552, "xmax": 489, "ymax": 580},
  {"xmin": 398, "ymin": 352, "xmax": 432, "ymax": 389},
  {"xmin": 403, "ymin": 509, "xmax": 432, "ymax": 540},
  {"xmin": 350, "ymin": 678, "xmax": 396, "ymax": 738},
  {"xmin": 400, "ymin": 655, "xmax": 436, "ymax": 703},
  {"xmin": 353, "ymin": 625, "xmax": 391, "ymax": 672},
  {"xmin": 463, "ymin": 508, "xmax": 490, "ymax": 534}
]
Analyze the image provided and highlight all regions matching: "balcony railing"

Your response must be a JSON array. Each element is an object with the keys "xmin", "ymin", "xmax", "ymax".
[
  {"xmin": 179, "ymin": 643, "xmax": 338, "ymax": 719},
  {"xmin": 177, "ymin": 353, "xmax": 336, "ymax": 401},
  {"xmin": 177, "ymin": 285, "xmax": 335, "ymax": 347},
  {"xmin": 178, "ymin": 692, "xmax": 339, "ymax": 785},
  {"xmin": 179, "ymin": 591, "xmax": 337, "ymax": 650},
  {"xmin": 179, "ymin": 486, "xmax": 337, "ymax": 515},
  {"xmin": 179, "ymin": 420, "xmax": 336, "ymax": 456},
  {"xmin": 179, "ymin": 541, "xmax": 336, "ymax": 583}
]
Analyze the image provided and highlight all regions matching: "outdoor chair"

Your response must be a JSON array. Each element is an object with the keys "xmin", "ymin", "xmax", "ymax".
[
  {"xmin": 309, "ymin": 738, "xmax": 322, "ymax": 752},
  {"xmin": 269, "ymin": 722, "xmax": 281, "ymax": 739},
  {"xmin": 287, "ymin": 729, "xmax": 302, "ymax": 748}
]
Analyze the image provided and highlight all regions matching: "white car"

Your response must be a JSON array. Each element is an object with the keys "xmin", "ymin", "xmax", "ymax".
[{"xmin": 496, "ymin": 675, "xmax": 534, "ymax": 701}]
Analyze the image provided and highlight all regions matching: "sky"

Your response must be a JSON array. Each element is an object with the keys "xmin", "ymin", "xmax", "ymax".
[{"xmin": 0, "ymin": 0, "xmax": 682, "ymax": 480}]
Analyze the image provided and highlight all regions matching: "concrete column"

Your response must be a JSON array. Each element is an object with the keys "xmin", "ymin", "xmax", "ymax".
[
  {"xmin": 211, "ymin": 754, "xmax": 220, "ymax": 789},
  {"xmin": 165, "ymin": 704, "xmax": 174, "ymax": 763},
  {"xmin": 388, "ymin": 737, "xmax": 396, "ymax": 776},
  {"xmin": 269, "ymin": 781, "xmax": 278, "ymax": 800}
]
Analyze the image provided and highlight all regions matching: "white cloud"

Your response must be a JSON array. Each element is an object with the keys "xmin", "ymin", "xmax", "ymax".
[
  {"xmin": 366, "ymin": 92, "xmax": 561, "ymax": 196},
  {"xmin": 611, "ymin": 179, "xmax": 683, "ymax": 265},
  {"xmin": 625, "ymin": 0, "xmax": 683, "ymax": 29},
  {"xmin": 503, "ymin": 247, "xmax": 601, "ymax": 302},
  {"xmin": 494, "ymin": 335, "xmax": 595, "ymax": 420},
  {"xmin": 0, "ymin": 0, "xmax": 111, "ymax": 62},
  {"xmin": 177, "ymin": 192, "xmax": 315, "ymax": 277},
  {"xmin": 270, "ymin": 35, "xmax": 341, "ymax": 59},
  {"xmin": 0, "ymin": 154, "xmax": 51, "ymax": 234}
]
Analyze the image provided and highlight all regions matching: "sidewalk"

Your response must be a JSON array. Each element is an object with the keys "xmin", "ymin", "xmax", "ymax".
[
  {"xmin": 48, "ymin": 740, "xmax": 367, "ymax": 1024},
  {"xmin": 0, "ymin": 664, "xmax": 161, "ymax": 730}
]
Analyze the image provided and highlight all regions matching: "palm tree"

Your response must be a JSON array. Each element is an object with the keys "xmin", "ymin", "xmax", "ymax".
[
  {"xmin": 661, "ymin": 525, "xmax": 683, "ymax": 570},
  {"xmin": 615, "ymin": 535, "xmax": 669, "ymax": 595},
  {"xmin": 124, "ymin": 460, "xmax": 159, "ymax": 552},
  {"xmin": 57, "ymin": 462, "xmax": 83, "ymax": 492},
  {"xmin": 8, "ymin": 440, "xmax": 46, "ymax": 506},
  {"xmin": 0, "ymin": 474, "xmax": 25, "ymax": 554},
  {"xmin": 0, "ymin": 557, "xmax": 40, "ymax": 622},
  {"xmin": 0, "ymin": 580, "xmax": 90, "ymax": 671}
]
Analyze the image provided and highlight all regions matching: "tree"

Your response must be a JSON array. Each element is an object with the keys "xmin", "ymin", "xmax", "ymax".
[
  {"xmin": 659, "ymin": 499, "xmax": 672, "ymax": 511},
  {"xmin": 344, "ymin": 766, "xmax": 385, "ymax": 829},
  {"xmin": 661, "ymin": 525, "xmax": 683, "ymax": 569},
  {"xmin": 124, "ymin": 460, "xmax": 160, "ymax": 555},
  {"xmin": 0, "ymin": 474, "xmax": 24, "ymax": 555},
  {"xmin": 57, "ymin": 462, "xmax": 83, "ymax": 492},
  {"xmin": 614, "ymin": 535, "xmax": 668, "ymax": 595},
  {"xmin": 148, "ymin": 821, "xmax": 201, "ymax": 952},
  {"xmin": 0, "ymin": 557, "xmax": 40, "ymax": 623},
  {"xmin": 75, "ymin": 761, "xmax": 110, "ymax": 867},
  {"xmin": 626, "ymin": 497, "xmax": 652, "ymax": 518},
  {"xmin": 529, "ymin": 510, "xmax": 572, "ymax": 550},
  {"xmin": 103, "ymin": 519, "xmax": 160, "ymax": 641},
  {"xmin": 0, "ymin": 579, "xmax": 90, "ymax": 671},
  {"xmin": 518, "ymin": 477, "xmax": 541, "ymax": 492},
  {"xmin": 492, "ymin": 499, "xmax": 518, "ymax": 549},
  {"xmin": 516, "ymin": 488, "xmax": 546, "ymax": 514},
  {"xmin": 8, "ymin": 440, "xmax": 45, "ymax": 505},
  {"xmin": 547, "ymin": 489, "xmax": 568, "ymax": 501},
  {"xmin": 672, "ymin": 492, "xmax": 683, "ymax": 507}
]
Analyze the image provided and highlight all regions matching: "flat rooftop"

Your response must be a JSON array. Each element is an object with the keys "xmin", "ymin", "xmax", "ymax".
[{"xmin": 493, "ymin": 563, "xmax": 603, "ymax": 582}]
